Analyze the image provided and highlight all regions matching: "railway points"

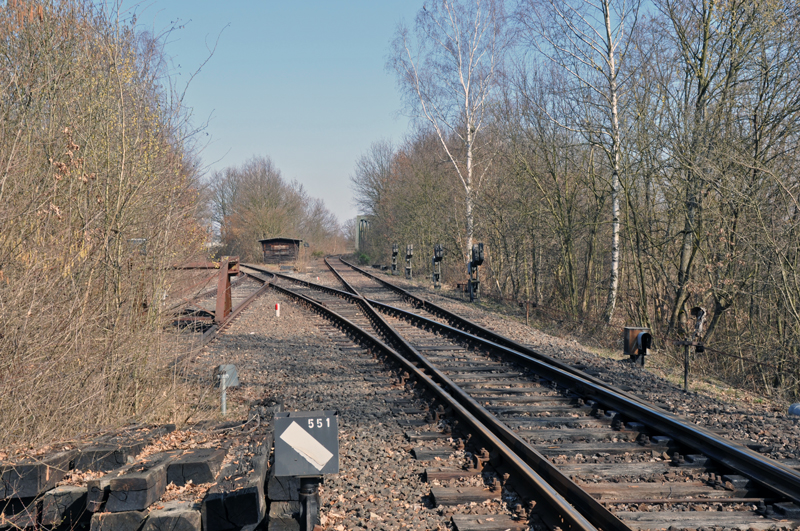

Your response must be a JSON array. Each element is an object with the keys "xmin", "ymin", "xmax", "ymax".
[{"xmin": 3, "ymin": 257, "xmax": 800, "ymax": 530}]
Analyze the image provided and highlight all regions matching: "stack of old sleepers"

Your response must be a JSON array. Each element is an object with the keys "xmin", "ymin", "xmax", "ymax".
[{"xmin": 0, "ymin": 416, "xmax": 275, "ymax": 531}]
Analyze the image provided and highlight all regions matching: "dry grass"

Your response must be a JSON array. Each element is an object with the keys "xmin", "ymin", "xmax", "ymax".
[
  {"xmin": 459, "ymin": 288, "xmax": 792, "ymax": 410},
  {"xmin": 0, "ymin": 1, "xmax": 212, "ymax": 451}
]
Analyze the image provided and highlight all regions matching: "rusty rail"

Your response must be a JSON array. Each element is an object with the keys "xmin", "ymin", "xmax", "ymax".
[
  {"xmin": 336, "ymin": 257, "xmax": 800, "ymax": 507},
  {"xmin": 268, "ymin": 274, "xmax": 601, "ymax": 531}
]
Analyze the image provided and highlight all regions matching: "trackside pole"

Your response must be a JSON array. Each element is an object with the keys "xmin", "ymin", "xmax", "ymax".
[{"xmin": 220, "ymin": 373, "xmax": 228, "ymax": 416}]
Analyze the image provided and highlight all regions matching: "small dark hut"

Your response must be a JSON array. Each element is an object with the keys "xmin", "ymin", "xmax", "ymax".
[{"xmin": 258, "ymin": 237, "xmax": 302, "ymax": 264}]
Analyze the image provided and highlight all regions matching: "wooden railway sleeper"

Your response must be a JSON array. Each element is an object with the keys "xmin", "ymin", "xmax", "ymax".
[
  {"xmin": 329, "ymin": 259, "xmax": 800, "ymax": 528},
  {"xmin": 276, "ymin": 270, "xmax": 617, "ymax": 530}
]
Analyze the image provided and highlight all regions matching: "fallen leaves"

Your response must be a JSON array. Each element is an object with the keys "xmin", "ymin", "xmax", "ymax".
[
  {"xmin": 57, "ymin": 468, "xmax": 105, "ymax": 487},
  {"xmin": 136, "ymin": 429, "xmax": 213, "ymax": 461},
  {"xmin": 161, "ymin": 480, "xmax": 213, "ymax": 504}
]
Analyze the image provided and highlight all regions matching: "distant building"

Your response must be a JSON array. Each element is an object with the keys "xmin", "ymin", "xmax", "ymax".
[
  {"xmin": 258, "ymin": 237, "xmax": 302, "ymax": 264},
  {"xmin": 355, "ymin": 215, "xmax": 370, "ymax": 252}
]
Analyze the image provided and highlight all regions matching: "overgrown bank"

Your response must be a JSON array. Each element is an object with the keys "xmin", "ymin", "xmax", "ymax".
[
  {"xmin": 355, "ymin": 0, "xmax": 800, "ymax": 401},
  {"xmin": 0, "ymin": 1, "xmax": 206, "ymax": 448}
]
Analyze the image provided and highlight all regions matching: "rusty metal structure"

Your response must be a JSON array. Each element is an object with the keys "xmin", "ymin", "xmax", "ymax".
[
  {"xmin": 214, "ymin": 257, "xmax": 240, "ymax": 324},
  {"xmin": 173, "ymin": 256, "xmax": 240, "ymax": 325}
]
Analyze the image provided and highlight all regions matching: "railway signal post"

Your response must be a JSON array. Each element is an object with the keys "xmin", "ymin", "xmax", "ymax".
[
  {"xmin": 432, "ymin": 243, "xmax": 443, "ymax": 289},
  {"xmin": 623, "ymin": 327, "xmax": 652, "ymax": 366},
  {"xmin": 468, "ymin": 243, "xmax": 484, "ymax": 302},
  {"xmin": 391, "ymin": 244, "xmax": 399, "ymax": 275}
]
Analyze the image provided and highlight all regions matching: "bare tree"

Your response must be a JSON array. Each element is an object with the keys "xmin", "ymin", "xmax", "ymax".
[
  {"xmin": 351, "ymin": 129, "xmax": 463, "ymax": 270},
  {"xmin": 389, "ymin": 0, "xmax": 508, "ymax": 261},
  {"xmin": 351, "ymin": 139, "xmax": 396, "ymax": 219},
  {"xmin": 516, "ymin": 0, "xmax": 641, "ymax": 323},
  {"xmin": 0, "ymin": 0, "xmax": 209, "ymax": 447},
  {"xmin": 209, "ymin": 156, "xmax": 342, "ymax": 260},
  {"xmin": 648, "ymin": 0, "xmax": 768, "ymax": 335}
]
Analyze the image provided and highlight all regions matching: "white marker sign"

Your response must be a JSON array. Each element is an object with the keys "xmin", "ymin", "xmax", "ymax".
[
  {"xmin": 273, "ymin": 410, "xmax": 339, "ymax": 477},
  {"xmin": 279, "ymin": 421, "xmax": 333, "ymax": 471}
]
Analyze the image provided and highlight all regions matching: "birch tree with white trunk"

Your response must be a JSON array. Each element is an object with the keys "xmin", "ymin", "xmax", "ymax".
[
  {"xmin": 516, "ymin": 0, "xmax": 641, "ymax": 323},
  {"xmin": 389, "ymin": 0, "xmax": 507, "ymax": 262}
]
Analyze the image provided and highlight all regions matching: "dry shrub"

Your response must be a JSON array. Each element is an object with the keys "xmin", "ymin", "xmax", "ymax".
[
  {"xmin": 209, "ymin": 157, "xmax": 344, "ymax": 262},
  {"xmin": 0, "ymin": 1, "xmax": 207, "ymax": 449}
]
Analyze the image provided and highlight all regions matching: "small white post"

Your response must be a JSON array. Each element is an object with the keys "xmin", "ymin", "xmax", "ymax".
[
  {"xmin": 220, "ymin": 372, "xmax": 228, "ymax": 416},
  {"xmin": 275, "ymin": 302, "xmax": 281, "ymax": 317}
]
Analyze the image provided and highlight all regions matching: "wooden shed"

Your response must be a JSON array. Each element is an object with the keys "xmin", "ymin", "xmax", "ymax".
[{"xmin": 258, "ymin": 237, "xmax": 302, "ymax": 264}]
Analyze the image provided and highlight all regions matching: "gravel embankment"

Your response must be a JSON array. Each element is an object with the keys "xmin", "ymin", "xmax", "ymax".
[
  {"xmin": 378, "ymin": 274, "xmax": 800, "ymax": 463},
  {"xmin": 193, "ymin": 290, "xmax": 523, "ymax": 530}
]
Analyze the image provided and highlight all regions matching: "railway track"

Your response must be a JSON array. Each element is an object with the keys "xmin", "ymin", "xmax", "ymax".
[
  {"xmin": 4, "ymin": 258, "xmax": 799, "ymax": 530},
  {"xmin": 175, "ymin": 269, "xmax": 269, "ymax": 346},
  {"xmin": 241, "ymin": 257, "xmax": 800, "ymax": 531}
]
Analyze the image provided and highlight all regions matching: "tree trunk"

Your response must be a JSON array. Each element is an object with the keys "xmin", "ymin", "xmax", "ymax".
[
  {"xmin": 601, "ymin": 0, "xmax": 621, "ymax": 324},
  {"xmin": 533, "ymin": 238, "xmax": 542, "ymax": 305},
  {"xmin": 465, "ymin": 185, "xmax": 474, "ymax": 262},
  {"xmin": 465, "ymin": 123, "xmax": 475, "ymax": 261},
  {"xmin": 668, "ymin": 169, "xmax": 701, "ymax": 335}
]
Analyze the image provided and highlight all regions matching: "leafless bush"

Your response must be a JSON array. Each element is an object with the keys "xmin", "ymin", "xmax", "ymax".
[
  {"xmin": 0, "ymin": 0, "xmax": 207, "ymax": 449},
  {"xmin": 208, "ymin": 156, "xmax": 344, "ymax": 262}
]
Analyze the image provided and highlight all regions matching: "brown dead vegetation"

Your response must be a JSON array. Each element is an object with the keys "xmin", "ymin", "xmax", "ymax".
[
  {"xmin": 0, "ymin": 1, "xmax": 209, "ymax": 449},
  {"xmin": 360, "ymin": 0, "xmax": 800, "ymax": 400}
]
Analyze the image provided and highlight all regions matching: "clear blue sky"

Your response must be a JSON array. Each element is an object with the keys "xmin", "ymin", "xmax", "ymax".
[{"xmin": 137, "ymin": 1, "xmax": 420, "ymax": 225}]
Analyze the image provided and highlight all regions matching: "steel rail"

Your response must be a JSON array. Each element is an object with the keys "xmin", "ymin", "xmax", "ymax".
[
  {"xmin": 338, "ymin": 258, "xmax": 653, "ymax": 401},
  {"xmin": 333, "ymin": 258, "xmax": 800, "ymax": 505},
  {"xmin": 320, "ymin": 260, "xmax": 628, "ymax": 530},
  {"xmin": 239, "ymin": 264, "xmax": 275, "ymax": 279},
  {"xmin": 269, "ymin": 278, "xmax": 601, "ymax": 531},
  {"xmin": 244, "ymin": 264, "xmax": 356, "ymax": 300}
]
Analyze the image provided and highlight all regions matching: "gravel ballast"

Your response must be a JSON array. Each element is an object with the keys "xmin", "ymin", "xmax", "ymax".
[
  {"xmin": 195, "ymin": 290, "xmax": 525, "ymax": 530},
  {"xmin": 360, "ymin": 270, "xmax": 800, "ymax": 464}
]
